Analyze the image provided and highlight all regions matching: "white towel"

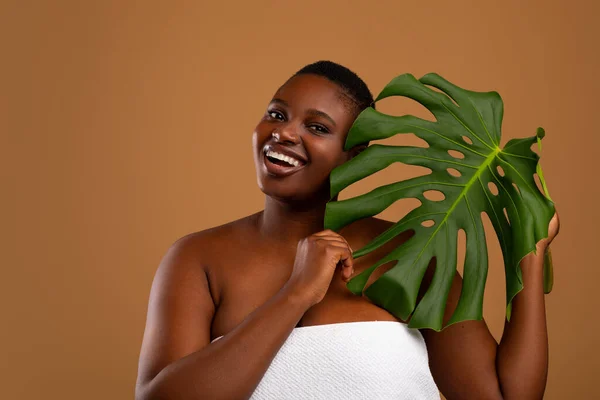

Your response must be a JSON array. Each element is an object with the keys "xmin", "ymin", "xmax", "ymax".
[{"xmin": 211, "ymin": 320, "xmax": 440, "ymax": 399}]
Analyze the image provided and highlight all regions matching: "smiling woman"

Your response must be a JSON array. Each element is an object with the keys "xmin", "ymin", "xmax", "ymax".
[
  {"xmin": 252, "ymin": 66, "xmax": 371, "ymax": 203},
  {"xmin": 135, "ymin": 61, "xmax": 557, "ymax": 400}
]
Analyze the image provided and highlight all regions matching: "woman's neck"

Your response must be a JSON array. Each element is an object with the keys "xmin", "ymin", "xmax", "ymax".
[{"xmin": 257, "ymin": 196, "xmax": 327, "ymax": 245}]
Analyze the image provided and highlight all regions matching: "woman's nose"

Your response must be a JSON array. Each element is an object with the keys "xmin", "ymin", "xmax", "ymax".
[{"xmin": 276, "ymin": 124, "xmax": 301, "ymax": 144}]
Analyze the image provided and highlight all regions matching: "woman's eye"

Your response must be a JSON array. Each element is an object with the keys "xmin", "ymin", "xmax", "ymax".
[
  {"xmin": 267, "ymin": 110, "xmax": 284, "ymax": 120},
  {"xmin": 310, "ymin": 125, "xmax": 329, "ymax": 134}
]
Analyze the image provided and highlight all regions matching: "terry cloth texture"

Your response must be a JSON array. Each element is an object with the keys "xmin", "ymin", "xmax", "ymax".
[{"xmin": 211, "ymin": 320, "xmax": 440, "ymax": 399}]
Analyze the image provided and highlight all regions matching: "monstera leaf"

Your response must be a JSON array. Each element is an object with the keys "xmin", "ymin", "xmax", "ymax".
[{"xmin": 324, "ymin": 73, "xmax": 555, "ymax": 331}]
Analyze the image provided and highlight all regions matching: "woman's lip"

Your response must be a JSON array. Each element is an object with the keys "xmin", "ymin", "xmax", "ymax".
[
  {"xmin": 263, "ymin": 152, "xmax": 305, "ymax": 177},
  {"xmin": 263, "ymin": 144, "xmax": 308, "ymax": 164}
]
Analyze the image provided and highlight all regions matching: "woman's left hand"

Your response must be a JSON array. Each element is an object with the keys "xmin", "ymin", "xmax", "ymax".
[{"xmin": 537, "ymin": 210, "xmax": 560, "ymax": 251}]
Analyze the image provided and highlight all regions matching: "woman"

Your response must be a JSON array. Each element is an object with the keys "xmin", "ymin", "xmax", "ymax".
[{"xmin": 135, "ymin": 61, "xmax": 560, "ymax": 399}]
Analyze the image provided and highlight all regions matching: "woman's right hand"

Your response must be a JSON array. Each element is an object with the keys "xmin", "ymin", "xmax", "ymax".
[{"xmin": 284, "ymin": 229, "xmax": 354, "ymax": 307}]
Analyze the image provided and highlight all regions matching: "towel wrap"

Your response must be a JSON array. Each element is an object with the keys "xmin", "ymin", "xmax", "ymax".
[{"xmin": 211, "ymin": 320, "xmax": 440, "ymax": 399}]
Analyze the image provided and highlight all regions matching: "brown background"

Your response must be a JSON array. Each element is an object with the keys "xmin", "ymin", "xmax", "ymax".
[{"xmin": 2, "ymin": 0, "xmax": 598, "ymax": 399}]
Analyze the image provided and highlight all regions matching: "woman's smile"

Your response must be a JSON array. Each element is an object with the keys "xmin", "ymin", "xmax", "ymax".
[{"xmin": 262, "ymin": 144, "xmax": 308, "ymax": 177}]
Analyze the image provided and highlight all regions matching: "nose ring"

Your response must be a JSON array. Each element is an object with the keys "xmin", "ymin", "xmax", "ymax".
[{"xmin": 272, "ymin": 132, "xmax": 280, "ymax": 142}]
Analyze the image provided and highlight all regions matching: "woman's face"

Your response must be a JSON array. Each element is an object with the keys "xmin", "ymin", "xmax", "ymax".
[{"xmin": 252, "ymin": 73, "xmax": 362, "ymax": 204}]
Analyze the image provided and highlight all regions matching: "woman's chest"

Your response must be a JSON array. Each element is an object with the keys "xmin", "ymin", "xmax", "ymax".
[{"xmin": 208, "ymin": 246, "xmax": 404, "ymax": 341}]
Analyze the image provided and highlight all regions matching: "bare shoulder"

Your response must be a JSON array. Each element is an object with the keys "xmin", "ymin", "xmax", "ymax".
[
  {"xmin": 165, "ymin": 212, "xmax": 260, "ymax": 268},
  {"xmin": 151, "ymin": 211, "xmax": 259, "ymax": 308},
  {"xmin": 172, "ymin": 212, "xmax": 258, "ymax": 251},
  {"xmin": 157, "ymin": 211, "xmax": 260, "ymax": 301}
]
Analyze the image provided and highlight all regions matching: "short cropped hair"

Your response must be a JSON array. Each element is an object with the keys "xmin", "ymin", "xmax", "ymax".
[{"xmin": 293, "ymin": 60, "xmax": 375, "ymax": 114}]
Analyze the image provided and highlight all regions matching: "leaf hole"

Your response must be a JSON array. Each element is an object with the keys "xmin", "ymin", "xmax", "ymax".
[
  {"xmin": 534, "ymin": 173, "xmax": 544, "ymax": 195},
  {"xmin": 457, "ymin": 228, "xmax": 466, "ymax": 276},
  {"xmin": 462, "ymin": 136, "xmax": 473, "ymax": 145},
  {"xmin": 447, "ymin": 168, "xmax": 461, "ymax": 177},
  {"xmin": 530, "ymin": 142, "xmax": 540, "ymax": 155},
  {"xmin": 512, "ymin": 182, "xmax": 521, "ymax": 195},
  {"xmin": 361, "ymin": 229, "xmax": 417, "ymax": 291},
  {"xmin": 337, "ymin": 161, "xmax": 431, "ymax": 203},
  {"xmin": 424, "ymin": 84, "xmax": 460, "ymax": 108},
  {"xmin": 496, "ymin": 165, "xmax": 505, "ymax": 177},
  {"xmin": 503, "ymin": 207, "xmax": 511, "ymax": 226},
  {"xmin": 423, "ymin": 190, "xmax": 445, "ymax": 202},
  {"xmin": 448, "ymin": 149, "xmax": 465, "ymax": 159},
  {"xmin": 487, "ymin": 181, "xmax": 499, "ymax": 196},
  {"xmin": 374, "ymin": 95, "xmax": 436, "ymax": 122},
  {"xmin": 370, "ymin": 197, "xmax": 423, "ymax": 222},
  {"xmin": 421, "ymin": 219, "xmax": 435, "ymax": 228},
  {"xmin": 480, "ymin": 211, "xmax": 507, "ymax": 325}
]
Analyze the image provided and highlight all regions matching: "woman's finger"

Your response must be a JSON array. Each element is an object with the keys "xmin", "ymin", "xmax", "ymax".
[{"xmin": 313, "ymin": 230, "xmax": 353, "ymax": 253}]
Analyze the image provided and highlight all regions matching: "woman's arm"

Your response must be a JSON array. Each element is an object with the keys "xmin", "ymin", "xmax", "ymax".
[
  {"xmin": 495, "ymin": 244, "xmax": 548, "ymax": 399},
  {"xmin": 420, "ymin": 212, "xmax": 559, "ymax": 400},
  {"xmin": 135, "ymin": 235, "xmax": 312, "ymax": 400},
  {"xmin": 495, "ymin": 211, "xmax": 559, "ymax": 398}
]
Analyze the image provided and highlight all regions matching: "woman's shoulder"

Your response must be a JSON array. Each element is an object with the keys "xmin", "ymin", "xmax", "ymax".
[
  {"xmin": 151, "ymin": 213, "xmax": 260, "ymax": 311},
  {"xmin": 166, "ymin": 212, "xmax": 260, "ymax": 261}
]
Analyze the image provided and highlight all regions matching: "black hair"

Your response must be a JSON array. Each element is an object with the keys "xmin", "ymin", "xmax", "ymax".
[{"xmin": 293, "ymin": 60, "xmax": 375, "ymax": 113}]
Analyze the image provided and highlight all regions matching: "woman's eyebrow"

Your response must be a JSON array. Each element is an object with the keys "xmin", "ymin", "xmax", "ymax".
[
  {"xmin": 270, "ymin": 98, "xmax": 289, "ymax": 107},
  {"xmin": 306, "ymin": 109, "xmax": 336, "ymax": 127}
]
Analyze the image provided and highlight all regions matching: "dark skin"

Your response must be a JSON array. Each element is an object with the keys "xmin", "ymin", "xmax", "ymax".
[{"xmin": 136, "ymin": 74, "xmax": 560, "ymax": 400}]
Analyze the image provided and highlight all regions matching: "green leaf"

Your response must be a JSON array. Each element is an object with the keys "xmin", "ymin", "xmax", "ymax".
[
  {"xmin": 534, "ymin": 126, "xmax": 554, "ymax": 294},
  {"xmin": 324, "ymin": 73, "xmax": 555, "ymax": 331}
]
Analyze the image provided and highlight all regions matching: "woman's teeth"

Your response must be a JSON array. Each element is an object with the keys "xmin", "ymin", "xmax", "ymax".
[{"xmin": 266, "ymin": 150, "xmax": 301, "ymax": 167}]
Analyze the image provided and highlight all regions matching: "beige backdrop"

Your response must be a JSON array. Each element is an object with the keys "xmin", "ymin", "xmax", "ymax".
[{"xmin": 2, "ymin": 0, "xmax": 598, "ymax": 399}]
